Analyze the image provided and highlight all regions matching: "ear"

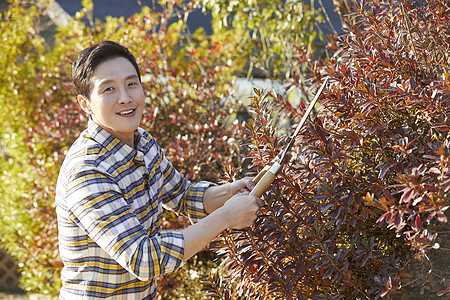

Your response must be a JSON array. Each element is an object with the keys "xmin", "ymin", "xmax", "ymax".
[{"xmin": 77, "ymin": 95, "xmax": 92, "ymax": 115}]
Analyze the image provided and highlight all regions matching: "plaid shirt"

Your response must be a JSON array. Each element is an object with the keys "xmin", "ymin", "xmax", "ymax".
[{"xmin": 55, "ymin": 120, "xmax": 213, "ymax": 299}]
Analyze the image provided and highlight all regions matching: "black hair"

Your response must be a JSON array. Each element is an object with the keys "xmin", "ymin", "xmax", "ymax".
[{"xmin": 72, "ymin": 41, "xmax": 141, "ymax": 98}]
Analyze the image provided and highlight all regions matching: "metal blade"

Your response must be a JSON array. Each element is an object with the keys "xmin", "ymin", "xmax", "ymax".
[{"xmin": 279, "ymin": 77, "xmax": 329, "ymax": 162}]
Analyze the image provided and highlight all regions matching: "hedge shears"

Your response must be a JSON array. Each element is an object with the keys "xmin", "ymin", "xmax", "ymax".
[{"xmin": 249, "ymin": 77, "xmax": 329, "ymax": 197}]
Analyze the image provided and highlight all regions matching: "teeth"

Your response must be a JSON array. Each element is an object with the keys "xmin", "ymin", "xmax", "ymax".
[{"xmin": 118, "ymin": 109, "xmax": 134, "ymax": 115}]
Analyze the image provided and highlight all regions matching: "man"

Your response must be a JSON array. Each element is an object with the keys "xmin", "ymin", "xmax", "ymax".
[{"xmin": 55, "ymin": 40, "xmax": 263, "ymax": 299}]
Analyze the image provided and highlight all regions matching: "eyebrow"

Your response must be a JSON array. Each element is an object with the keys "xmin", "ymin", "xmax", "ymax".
[{"xmin": 98, "ymin": 74, "xmax": 139, "ymax": 88}]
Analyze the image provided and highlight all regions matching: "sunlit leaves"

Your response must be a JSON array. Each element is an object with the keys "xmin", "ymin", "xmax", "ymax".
[
  {"xmin": 200, "ymin": 0, "xmax": 324, "ymax": 79},
  {"xmin": 0, "ymin": 0, "xmax": 244, "ymax": 297}
]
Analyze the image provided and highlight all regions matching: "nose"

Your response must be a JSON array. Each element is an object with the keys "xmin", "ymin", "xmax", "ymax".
[{"xmin": 118, "ymin": 87, "xmax": 132, "ymax": 104}]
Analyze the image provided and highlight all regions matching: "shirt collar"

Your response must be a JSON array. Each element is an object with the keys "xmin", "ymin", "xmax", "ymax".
[{"xmin": 87, "ymin": 119, "xmax": 146, "ymax": 163}]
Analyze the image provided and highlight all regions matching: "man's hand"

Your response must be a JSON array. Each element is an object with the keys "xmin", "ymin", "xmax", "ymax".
[
  {"xmin": 220, "ymin": 193, "xmax": 264, "ymax": 229},
  {"xmin": 203, "ymin": 177, "xmax": 256, "ymax": 214},
  {"xmin": 182, "ymin": 192, "xmax": 263, "ymax": 260},
  {"xmin": 229, "ymin": 177, "xmax": 256, "ymax": 195}
]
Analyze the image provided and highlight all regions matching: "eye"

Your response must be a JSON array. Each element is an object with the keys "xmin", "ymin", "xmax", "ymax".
[
  {"xmin": 103, "ymin": 86, "xmax": 114, "ymax": 93},
  {"xmin": 128, "ymin": 81, "xmax": 139, "ymax": 87}
]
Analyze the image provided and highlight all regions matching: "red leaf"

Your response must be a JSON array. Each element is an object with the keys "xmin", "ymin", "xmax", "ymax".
[
  {"xmin": 400, "ymin": 188, "xmax": 415, "ymax": 204},
  {"xmin": 415, "ymin": 215, "xmax": 423, "ymax": 231},
  {"xmin": 437, "ymin": 211, "xmax": 448, "ymax": 222},
  {"xmin": 394, "ymin": 213, "xmax": 401, "ymax": 227},
  {"xmin": 426, "ymin": 211, "xmax": 437, "ymax": 222}
]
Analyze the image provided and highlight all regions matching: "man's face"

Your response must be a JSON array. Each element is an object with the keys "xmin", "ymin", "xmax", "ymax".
[{"xmin": 78, "ymin": 56, "xmax": 145, "ymax": 146}]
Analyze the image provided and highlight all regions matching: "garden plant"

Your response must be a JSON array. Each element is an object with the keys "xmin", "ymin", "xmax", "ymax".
[{"xmin": 202, "ymin": 0, "xmax": 449, "ymax": 299}]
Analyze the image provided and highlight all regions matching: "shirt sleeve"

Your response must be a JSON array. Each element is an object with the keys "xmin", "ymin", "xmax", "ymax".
[
  {"xmin": 65, "ymin": 168, "xmax": 184, "ymax": 281},
  {"xmin": 154, "ymin": 142, "xmax": 216, "ymax": 223}
]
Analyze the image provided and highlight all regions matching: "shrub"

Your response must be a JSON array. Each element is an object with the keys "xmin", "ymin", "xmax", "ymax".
[
  {"xmin": 0, "ymin": 0, "xmax": 67, "ymax": 295},
  {"xmin": 204, "ymin": 0, "xmax": 449, "ymax": 299}
]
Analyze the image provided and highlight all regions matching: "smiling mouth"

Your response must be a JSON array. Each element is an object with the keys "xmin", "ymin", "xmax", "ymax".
[{"xmin": 117, "ymin": 109, "xmax": 136, "ymax": 116}]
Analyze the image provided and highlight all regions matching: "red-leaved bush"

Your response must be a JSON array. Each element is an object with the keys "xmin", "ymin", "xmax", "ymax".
[{"xmin": 204, "ymin": 0, "xmax": 449, "ymax": 299}]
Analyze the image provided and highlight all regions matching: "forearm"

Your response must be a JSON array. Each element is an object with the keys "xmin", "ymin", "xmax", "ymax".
[
  {"xmin": 182, "ymin": 192, "xmax": 263, "ymax": 262},
  {"xmin": 203, "ymin": 183, "xmax": 233, "ymax": 214},
  {"xmin": 181, "ymin": 206, "xmax": 230, "ymax": 261}
]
